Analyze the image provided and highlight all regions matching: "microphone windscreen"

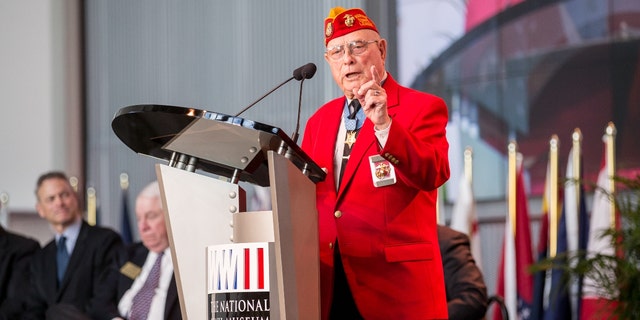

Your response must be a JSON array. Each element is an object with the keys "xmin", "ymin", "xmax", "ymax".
[
  {"xmin": 302, "ymin": 63, "xmax": 317, "ymax": 79},
  {"xmin": 293, "ymin": 64, "xmax": 305, "ymax": 80}
]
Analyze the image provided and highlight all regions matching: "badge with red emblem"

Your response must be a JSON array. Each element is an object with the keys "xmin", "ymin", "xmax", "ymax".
[{"xmin": 369, "ymin": 155, "xmax": 396, "ymax": 187}]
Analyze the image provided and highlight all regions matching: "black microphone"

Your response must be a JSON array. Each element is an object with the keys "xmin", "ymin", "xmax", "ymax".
[
  {"xmin": 235, "ymin": 63, "xmax": 316, "ymax": 117},
  {"xmin": 291, "ymin": 63, "xmax": 317, "ymax": 144},
  {"xmin": 293, "ymin": 63, "xmax": 317, "ymax": 80}
]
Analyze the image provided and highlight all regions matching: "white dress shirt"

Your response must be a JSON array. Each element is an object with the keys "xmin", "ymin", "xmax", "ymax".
[
  {"xmin": 334, "ymin": 100, "xmax": 391, "ymax": 187},
  {"xmin": 117, "ymin": 248, "xmax": 174, "ymax": 319}
]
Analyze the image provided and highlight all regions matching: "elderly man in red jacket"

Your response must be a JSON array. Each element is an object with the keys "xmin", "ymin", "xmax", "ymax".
[{"xmin": 301, "ymin": 6, "xmax": 451, "ymax": 320}]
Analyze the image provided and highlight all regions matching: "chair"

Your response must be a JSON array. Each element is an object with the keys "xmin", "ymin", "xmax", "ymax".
[{"xmin": 487, "ymin": 295, "xmax": 509, "ymax": 320}]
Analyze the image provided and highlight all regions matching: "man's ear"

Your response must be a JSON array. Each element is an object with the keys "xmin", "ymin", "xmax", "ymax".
[
  {"xmin": 35, "ymin": 202, "xmax": 46, "ymax": 218},
  {"xmin": 378, "ymin": 39, "xmax": 387, "ymax": 61}
]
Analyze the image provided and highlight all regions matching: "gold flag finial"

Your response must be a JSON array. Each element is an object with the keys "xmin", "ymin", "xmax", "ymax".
[
  {"xmin": 120, "ymin": 173, "xmax": 129, "ymax": 190},
  {"xmin": 69, "ymin": 176, "xmax": 79, "ymax": 193}
]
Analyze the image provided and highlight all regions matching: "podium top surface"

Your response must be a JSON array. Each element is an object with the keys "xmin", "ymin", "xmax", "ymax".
[{"xmin": 111, "ymin": 104, "xmax": 326, "ymax": 186}]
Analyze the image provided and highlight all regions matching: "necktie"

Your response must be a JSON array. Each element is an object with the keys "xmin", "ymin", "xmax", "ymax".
[
  {"xmin": 130, "ymin": 252, "xmax": 164, "ymax": 320},
  {"xmin": 56, "ymin": 236, "xmax": 69, "ymax": 284},
  {"xmin": 340, "ymin": 100, "xmax": 362, "ymax": 184}
]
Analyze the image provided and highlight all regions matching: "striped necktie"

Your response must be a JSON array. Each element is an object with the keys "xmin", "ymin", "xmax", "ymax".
[
  {"xmin": 130, "ymin": 252, "xmax": 164, "ymax": 320},
  {"xmin": 340, "ymin": 99, "xmax": 362, "ymax": 184}
]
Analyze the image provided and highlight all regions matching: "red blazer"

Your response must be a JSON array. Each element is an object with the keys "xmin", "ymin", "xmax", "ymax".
[{"xmin": 302, "ymin": 74, "xmax": 450, "ymax": 320}]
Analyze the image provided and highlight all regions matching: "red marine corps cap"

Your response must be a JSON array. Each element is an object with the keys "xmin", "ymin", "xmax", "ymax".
[{"xmin": 324, "ymin": 7, "xmax": 379, "ymax": 46}]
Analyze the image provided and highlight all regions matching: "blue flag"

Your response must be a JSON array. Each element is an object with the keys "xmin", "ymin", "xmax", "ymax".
[
  {"xmin": 120, "ymin": 188, "xmax": 133, "ymax": 244},
  {"xmin": 544, "ymin": 205, "xmax": 571, "ymax": 320}
]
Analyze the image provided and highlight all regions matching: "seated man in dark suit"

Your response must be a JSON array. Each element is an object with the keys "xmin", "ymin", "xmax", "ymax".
[
  {"xmin": 89, "ymin": 181, "xmax": 181, "ymax": 319},
  {"xmin": 438, "ymin": 224, "xmax": 488, "ymax": 320},
  {"xmin": 0, "ymin": 226, "xmax": 40, "ymax": 320},
  {"xmin": 24, "ymin": 171, "xmax": 124, "ymax": 320}
]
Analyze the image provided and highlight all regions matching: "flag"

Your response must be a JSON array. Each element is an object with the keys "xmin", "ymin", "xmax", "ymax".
[
  {"xmin": 544, "ymin": 146, "xmax": 590, "ymax": 319},
  {"xmin": 580, "ymin": 141, "xmax": 618, "ymax": 319},
  {"xmin": 561, "ymin": 147, "xmax": 589, "ymax": 319},
  {"xmin": 494, "ymin": 161, "xmax": 534, "ymax": 320},
  {"xmin": 575, "ymin": 163, "xmax": 589, "ymax": 319},
  {"xmin": 531, "ymin": 163, "xmax": 551, "ymax": 320},
  {"xmin": 450, "ymin": 171, "xmax": 483, "ymax": 270},
  {"xmin": 120, "ymin": 187, "xmax": 133, "ymax": 245},
  {"xmin": 544, "ymin": 201, "xmax": 571, "ymax": 320},
  {"xmin": 436, "ymin": 185, "xmax": 445, "ymax": 225}
]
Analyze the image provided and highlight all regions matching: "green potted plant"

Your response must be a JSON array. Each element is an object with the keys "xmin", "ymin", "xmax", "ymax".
[{"xmin": 532, "ymin": 174, "xmax": 640, "ymax": 319}]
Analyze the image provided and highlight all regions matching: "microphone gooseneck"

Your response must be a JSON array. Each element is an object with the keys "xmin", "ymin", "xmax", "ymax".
[
  {"xmin": 234, "ymin": 76, "xmax": 295, "ymax": 117},
  {"xmin": 291, "ymin": 63, "xmax": 317, "ymax": 144},
  {"xmin": 235, "ymin": 63, "xmax": 316, "ymax": 117},
  {"xmin": 291, "ymin": 79, "xmax": 306, "ymax": 144}
]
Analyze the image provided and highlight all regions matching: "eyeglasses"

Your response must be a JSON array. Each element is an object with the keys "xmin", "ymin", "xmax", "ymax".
[{"xmin": 325, "ymin": 40, "xmax": 379, "ymax": 61}]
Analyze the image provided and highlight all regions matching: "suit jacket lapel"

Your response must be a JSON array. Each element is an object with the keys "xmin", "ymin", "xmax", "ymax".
[
  {"xmin": 316, "ymin": 98, "xmax": 345, "ymax": 194},
  {"xmin": 42, "ymin": 242, "xmax": 59, "ymax": 300},
  {"xmin": 165, "ymin": 275, "xmax": 179, "ymax": 318}
]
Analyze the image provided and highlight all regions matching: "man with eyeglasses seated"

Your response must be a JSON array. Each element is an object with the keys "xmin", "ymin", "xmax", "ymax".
[
  {"xmin": 301, "ymin": 6, "xmax": 451, "ymax": 320},
  {"xmin": 89, "ymin": 181, "xmax": 181, "ymax": 320}
]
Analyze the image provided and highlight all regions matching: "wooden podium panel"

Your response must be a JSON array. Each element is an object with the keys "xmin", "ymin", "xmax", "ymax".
[
  {"xmin": 157, "ymin": 164, "xmax": 244, "ymax": 319},
  {"xmin": 268, "ymin": 151, "xmax": 320, "ymax": 319}
]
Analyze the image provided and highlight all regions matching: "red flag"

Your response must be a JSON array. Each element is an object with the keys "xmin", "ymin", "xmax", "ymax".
[
  {"xmin": 580, "ymin": 140, "xmax": 619, "ymax": 319},
  {"xmin": 494, "ymin": 160, "xmax": 534, "ymax": 320}
]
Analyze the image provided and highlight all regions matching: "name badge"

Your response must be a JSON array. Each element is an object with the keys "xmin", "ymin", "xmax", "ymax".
[
  {"xmin": 120, "ymin": 261, "xmax": 142, "ymax": 280},
  {"xmin": 369, "ymin": 154, "xmax": 396, "ymax": 187}
]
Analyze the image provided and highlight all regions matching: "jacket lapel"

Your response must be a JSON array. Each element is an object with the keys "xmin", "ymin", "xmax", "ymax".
[
  {"xmin": 316, "ymin": 98, "xmax": 345, "ymax": 194},
  {"xmin": 43, "ymin": 242, "xmax": 59, "ymax": 300}
]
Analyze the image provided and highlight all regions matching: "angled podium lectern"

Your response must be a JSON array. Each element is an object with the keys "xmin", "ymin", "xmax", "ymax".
[{"xmin": 112, "ymin": 105, "xmax": 325, "ymax": 320}]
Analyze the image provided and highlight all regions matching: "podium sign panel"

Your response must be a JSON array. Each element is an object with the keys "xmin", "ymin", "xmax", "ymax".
[{"xmin": 207, "ymin": 242, "xmax": 274, "ymax": 320}]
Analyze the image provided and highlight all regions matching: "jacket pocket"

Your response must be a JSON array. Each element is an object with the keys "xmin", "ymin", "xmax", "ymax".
[{"xmin": 384, "ymin": 242, "xmax": 433, "ymax": 262}]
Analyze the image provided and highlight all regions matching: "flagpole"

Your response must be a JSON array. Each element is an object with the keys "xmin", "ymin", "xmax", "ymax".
[
  {"xmin": 0, "ymin": 192, "xmax": 9, "ymax": 228},
  {"xmin": 549, "ymin": 135, "xmax": 559, "ymax": 258},
  {"xmin": 87, "ymin": 187, "xmax": 96, "ymax": 226},
  {"xmin": 572, "ymin": 128, "xmax": 582, "ymax": 244},
  {"xmin": 508, "ymin": 141, "xmax": 517, "ymax": 236},
  {"xmin": 464, "ymin": 146, "xmax": 473, "ymax": 185},
  {"xmin": 605, "ymin": 122, "xmax": 616, "ymax": 228},
  {"xmin": 572, "ymin": 129, "xmax": 582, "ymax": 208}
]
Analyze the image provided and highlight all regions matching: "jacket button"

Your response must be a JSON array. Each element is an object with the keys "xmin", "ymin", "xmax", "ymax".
[
  {"xmin": 334, "ymin": 210, "xmax": 342, "ymax": 218},
  {"xmin": 329, "ymin": 242, "xmax": 334, "ymax": 249}
]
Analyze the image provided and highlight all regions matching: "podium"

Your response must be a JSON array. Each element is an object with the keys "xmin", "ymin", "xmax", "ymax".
[{"xmin": 112, "ymin": 104, "xmax": 325, "ymax": 319}]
